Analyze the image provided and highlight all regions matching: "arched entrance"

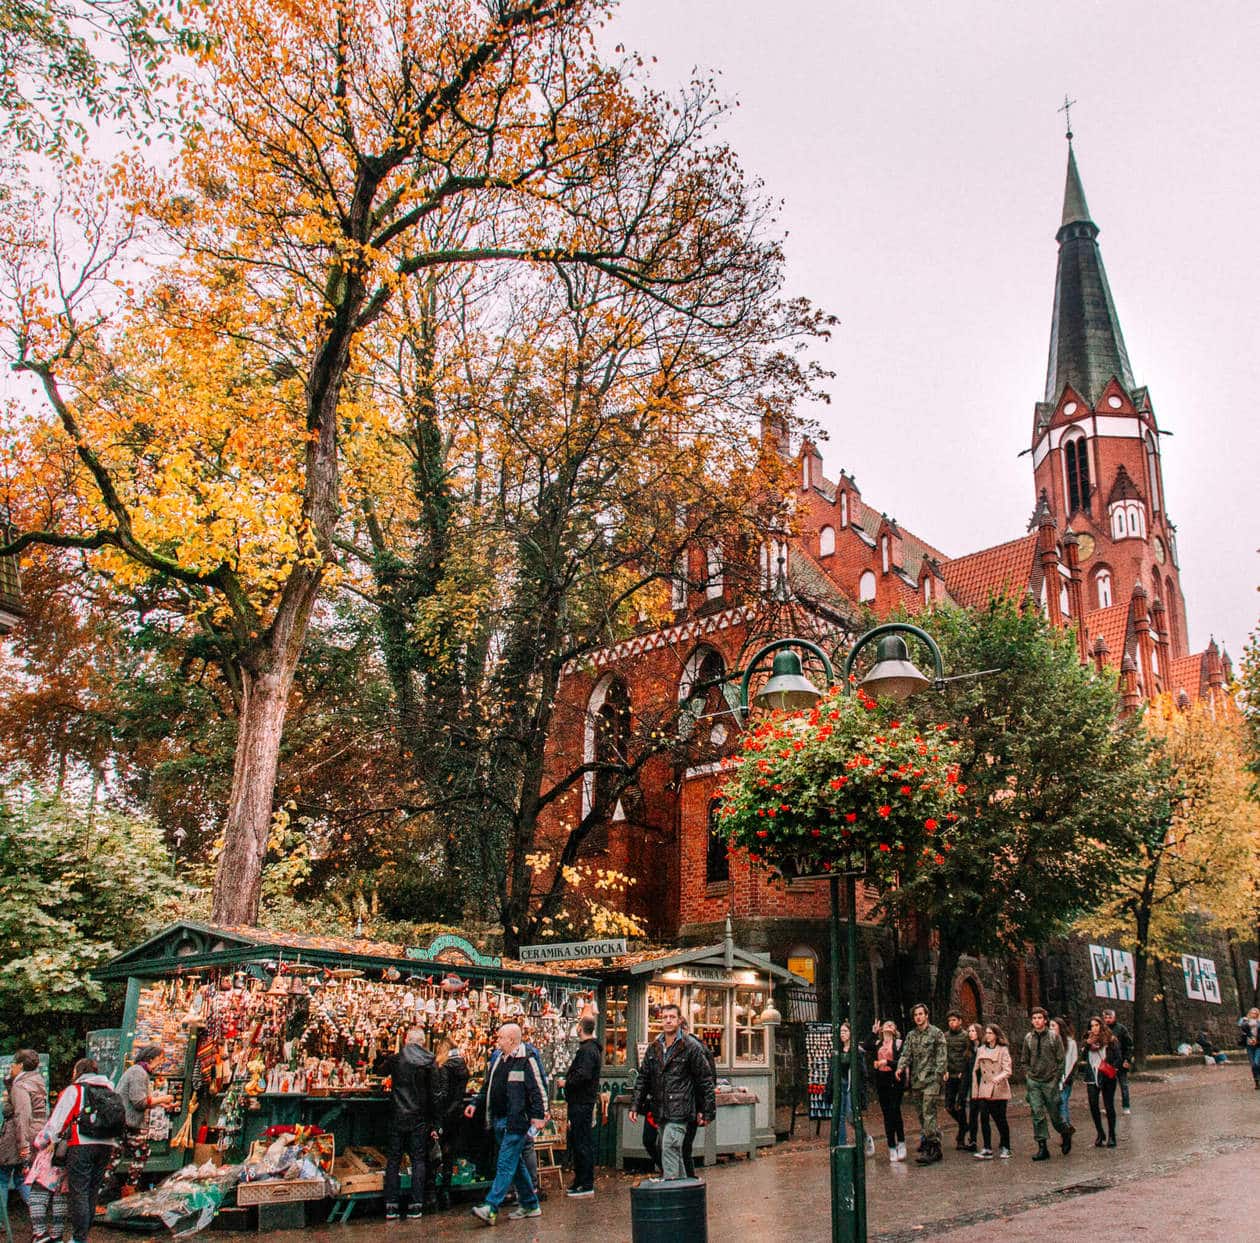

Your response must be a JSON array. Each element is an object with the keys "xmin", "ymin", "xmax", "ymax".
[{"xmin": 957, "ymin": 976, "xmax": 983, "ymax": 1026}]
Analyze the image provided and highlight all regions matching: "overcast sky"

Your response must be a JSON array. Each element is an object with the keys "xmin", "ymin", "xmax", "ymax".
[{"xmin": 606, "ymin": 1, "xmax": 1260, "ymax": 662}]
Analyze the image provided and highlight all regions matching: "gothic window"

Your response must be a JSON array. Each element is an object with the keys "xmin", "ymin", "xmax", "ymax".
[
  {"xmin": 705, "ymin": 546, "xmax": 724, "ymax": 599},
  {"xmin": 582, "ymin": 674, "xmax": 631, "ymax": 824},
  {"xmin": 1094, "ymin": 567, "xmax": 1113, "ymax": 609},
  {"xmin": 671, "ymin": 554, "xmax": 688, "ymax": 610},
  {"xmin": 858, "ymin": 570, "xmax": 876, "ymax": 603},
  {"xmin": 839, "ymin": 491, "xmax": 848, "ymax": 528},
  {"xmin": 1145, "ymin": 432, "xmax": 1162, "ymax": 514},
  {"xmin": 706, "ymin": 798, "xmax": 729, "ymax": 884},
  {"xmin": 1063, "ymin": 431, "xmax": 1091, "ymax": 515},
  {"xmin": 1059, "ymin": 582, "xmax": 1070, "ymax": 617},
  {"xmin": 680, "ymin": 647, "xmax": 729, "ymax": 746},
  {"xmin": 923, "ymin": 576, "xmax": 932, "ymax": 604},
  {"xmin": 1164, "ymin": 576, "xmax": 1179, "ymax": 650},
  {"xmin": 880, "ymin": 535, "xmax": 890, "ymax": 573},
  {"xmin": 802, "ymin": 455, "xmax": 811, "ymax": 489},
  {"xmin": 1111, "ymin": 507, "xmax": 1125, "ymax": 540},
  {"xmin": 819, "ymin": 525, "xmax": 835, "ymax": 557}
]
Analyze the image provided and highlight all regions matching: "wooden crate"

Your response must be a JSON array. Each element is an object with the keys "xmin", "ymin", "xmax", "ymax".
[
  {"xmin": 331, "ymin": 1147, "xmax": 388, "ymax": 1195},
  {"xmin": 236, "ymin": 1178, "xmax": 326, "ymax": 1206}
]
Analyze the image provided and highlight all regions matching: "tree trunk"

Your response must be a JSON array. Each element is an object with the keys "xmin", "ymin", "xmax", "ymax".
[
  {"xmin": 1131, "ymin": 944, "xmax": 1149, "ymax": 1062},
  {"xmin": 210, "ymin": 656, "xmax": 301, "ymax": 925},
  {"xmin": 1153, "ymin": 957, "xmax": 1175, "ymax": 1054}
]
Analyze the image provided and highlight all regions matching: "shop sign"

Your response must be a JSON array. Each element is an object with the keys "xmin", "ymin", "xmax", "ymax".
[
  {"xmin": 519, "ymin": 938, "xmax": 627, "ymax": 963},
  {"xmin": 406, "ymin": 934, "xmax": 501, "ymax": 969},
  {"xmin": 659, "ymin": 965, "xmax": 743, "ymax": 984}
]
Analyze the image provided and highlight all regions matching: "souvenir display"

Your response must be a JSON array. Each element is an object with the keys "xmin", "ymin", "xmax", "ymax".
[{"xmin": 805, "ymin": 1022, "xmax": 834, "ymax": 1120}]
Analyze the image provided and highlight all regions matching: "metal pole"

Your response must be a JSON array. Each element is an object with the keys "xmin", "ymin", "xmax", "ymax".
[
  {"xmin": 847, "ymin": 872, "xmax": 867, "ymax": 1242},
  {"xmin": 829, "ymin": 876, "xmax": 856, "ymax": 1243}
]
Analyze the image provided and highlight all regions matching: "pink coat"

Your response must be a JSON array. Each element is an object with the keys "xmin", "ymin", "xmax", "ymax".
[{"xmin": 972, "ymin": 1044, "xmax": 1012, "ymax": 1100}]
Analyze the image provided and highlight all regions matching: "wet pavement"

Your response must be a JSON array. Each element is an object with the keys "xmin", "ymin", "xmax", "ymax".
[{"xmin": 91, "ymin": 1062, "xmax": 1258, "ymax": 1242}]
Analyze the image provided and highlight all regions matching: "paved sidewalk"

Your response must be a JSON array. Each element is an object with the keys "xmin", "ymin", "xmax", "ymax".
[{"xmin": 81, "ymin": 1063, "xmax": 1258, "ymax": 1242}]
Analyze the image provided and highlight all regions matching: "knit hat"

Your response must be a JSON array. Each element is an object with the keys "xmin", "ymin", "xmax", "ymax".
[{"xmin": 135, "ymin": 1044, "xmax": 164, "ymax": 1066}]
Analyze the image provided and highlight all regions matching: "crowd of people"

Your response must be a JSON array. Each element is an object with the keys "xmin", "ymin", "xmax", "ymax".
[{"xmin": 840, "ymin": 1003, "xmax": 1142, "ymax": 1165}]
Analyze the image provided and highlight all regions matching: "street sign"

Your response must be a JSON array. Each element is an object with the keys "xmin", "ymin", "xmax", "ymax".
[{"xmin": 518, "ymin": 938, "xmax": 627, "ymax": 963}]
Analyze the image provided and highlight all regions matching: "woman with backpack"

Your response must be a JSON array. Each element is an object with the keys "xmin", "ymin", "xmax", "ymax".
[{"xmin": 34, "ymin": 1058, "xmax": 123, "ymax": 1243}]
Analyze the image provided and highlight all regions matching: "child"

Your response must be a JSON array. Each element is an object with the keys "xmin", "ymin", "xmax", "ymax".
[{"xmin": 25, "ymin": 1143, "xmax": 69, "ymax": 1243}]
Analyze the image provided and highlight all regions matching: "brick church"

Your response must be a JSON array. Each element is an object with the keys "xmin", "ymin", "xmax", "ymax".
[{"xmin": 541, "ymin": 141, "xmax": 1236, "ymax": 1024}]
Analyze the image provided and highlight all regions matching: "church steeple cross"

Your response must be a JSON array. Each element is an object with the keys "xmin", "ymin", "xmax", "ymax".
[{"xmin": 1059, "ymin": 94, "xmax": 1077, "ymax": 142}]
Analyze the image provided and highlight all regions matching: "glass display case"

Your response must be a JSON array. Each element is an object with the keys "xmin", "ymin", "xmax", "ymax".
[{"xmin": 604, "ymin": 984, "xmax": 629, "ymax": 1066}]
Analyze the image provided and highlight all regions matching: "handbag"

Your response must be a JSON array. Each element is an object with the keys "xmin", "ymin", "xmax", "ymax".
[
  {"xmin": 1097, "ymin": 1057, "xmax": 1118, "ymax": 1081},
  {"xmin": 51, "ymin": 1138, "xmax": 69, "ymax": 1166}
]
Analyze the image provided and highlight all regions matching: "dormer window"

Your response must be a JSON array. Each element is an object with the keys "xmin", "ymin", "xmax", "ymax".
[
  {"xmin": 1110, "ymin": 500, "xmax": 1146, "ymax": 541},
  {"xmin": 819, "ymin": 525, "xmax": 835, "ymax": 557},
  {"xmin": 1063, "ymin": 429, "xmax": 1091, "ymax": 515}
]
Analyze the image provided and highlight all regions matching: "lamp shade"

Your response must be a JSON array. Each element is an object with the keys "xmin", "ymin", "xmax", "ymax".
[
  {"xmin": 755, "ymin": 1002, "xmax": 783, "ymax": 1026},
  {"xmin": 754, "ymin": 649, "xmax": 823, "ymax": 711},
  {"xmin": 859, "ymin": 634, "xmax": 931, "ymax": 701}
]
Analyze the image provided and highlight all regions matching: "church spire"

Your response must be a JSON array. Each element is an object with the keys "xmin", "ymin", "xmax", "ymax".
[{"xmin": 1043, "ymin": 140, "xmax": 1135, "ymax": 405}]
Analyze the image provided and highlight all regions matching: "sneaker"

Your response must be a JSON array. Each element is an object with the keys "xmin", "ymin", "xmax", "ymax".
[
  {"xmin": 566, "ymin": 1187, "xmax": 595, "ymax": 1198},
  {"xmin": 471, "ymin": 1205, "xmax": 497, "ymax": 1225},
  {"xmin": 384, "ymin": 1204, "xmax": 400, "ymax": 1222},
  {"xmin": 508, "ymin": 1206, "xmax": 542, "ymax": 1220},
  {"xmin": 1122, "ymin": 1107, "xmax": 1131, "ymax": 1115},
  {"xmin": 896, "ymin": 1141, "xmax": 907, "ymax": 1161},
  {"xmin": 998, "ymin": 1147, "xmax": 1011, "ymax": 1159},
  {"xmin": 406, "ymin": 1204, "xmax": 423, "ymax": 1220},
  {"xmin": 973, "ymin": 1148, "xmax": 993, "ymax": 1159}
]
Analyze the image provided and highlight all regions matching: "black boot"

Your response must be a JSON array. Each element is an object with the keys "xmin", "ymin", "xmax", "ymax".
[
  {"xmin": 1031, "ymin": 1140, "xmax": 1050, "ymax": 1161},
  {"xmin": 915, "ymin": 1137, "xmax": 943, "ymax": 1165},
  {"xmin": 1060, "ymin": 1124, "xmax": 1074, "ymax": 1155}
]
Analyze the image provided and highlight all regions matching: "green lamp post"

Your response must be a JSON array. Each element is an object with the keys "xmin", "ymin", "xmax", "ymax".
[{"xmin": 736, "ymin": 623, "xmax": 945, "ymax": 1243}]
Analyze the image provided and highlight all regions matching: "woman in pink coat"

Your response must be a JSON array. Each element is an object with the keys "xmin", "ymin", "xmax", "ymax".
[{"xmin": 971, "ymin": 1023, "xmax": 1013, "ymax": 1159}]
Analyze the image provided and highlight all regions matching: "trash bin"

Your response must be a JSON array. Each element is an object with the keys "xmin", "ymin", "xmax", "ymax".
[{"xmin": 630, "ymin": 1177, "xmax": 707, "ymax": 1243}]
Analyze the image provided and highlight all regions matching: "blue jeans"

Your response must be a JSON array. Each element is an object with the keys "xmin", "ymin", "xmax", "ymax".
[
  {"xmin": 1, "ymin": 1163, "xmax": 31, "ymax": 1205},
  {"xmin": 834, "ymin": 1083, "xmax": 852, "ymax": 1145},
  {"xmin": 1058, "ymin": 1077, "xmax": 1074, "ymax": 1127},
  {"xmin": 485, "ymin": 1120, "xmax": 537, "ymax": 1212},
  {"xmin": 1248, "ymin": 1043, "xmax": 1260, "ymax": 1081},
  {"xmin": 1116, "ymin": 1067, "xmax": 1130, "ymax": 1110}
]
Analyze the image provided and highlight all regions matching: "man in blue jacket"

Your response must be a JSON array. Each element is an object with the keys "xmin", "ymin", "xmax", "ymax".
[{"xmin": 466, "ymin": 1023, "xmax": 547, "ymax": 1226}]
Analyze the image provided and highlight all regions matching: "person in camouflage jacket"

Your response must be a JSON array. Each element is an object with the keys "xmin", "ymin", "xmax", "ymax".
[{"xmin": 896, "ymin": 1004, "xmax": 947, "ymax": 1164}]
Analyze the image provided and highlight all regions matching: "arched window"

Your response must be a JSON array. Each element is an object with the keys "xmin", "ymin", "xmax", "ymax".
[
  {"xmin": 923, "ymin": 576, "xmax": 932, "ymax": 605},
  {"xmin": 582, "ymin": 674, "xmax": 631, "ymax": 821},
  {"xmin": 839, "ymin": 491, "xmax": 848, "ymax": 528},
  {"xmin": 1128, "ymin": 503, "xmax": 1146, "ymax": 538},
  {"xmin": 706, "ymin": 798, "xmax": 729, "ymax": 884},
  {"xmin": 760, "ymin": 538, "xmax": 788, "ymax": 592},
  {"xmin": 1059, "ymin": 583, "xmax": 1070, "ymax": 617},
  {"xmin": 1063, "ymin": 431, "xmax": 1091, "ymax": 515},
  {"xmin": 880, "ymin": 535, "xmax": 890, "ymax": 573},
  {"xmin": 1111, "ymin": 507, "xmax": 1126, "ymax": 540},
  {"xmin": 1094, "ymin": 568, "xmax": 1112, "ymax": 609},
  {"xmin": 1164, "ymin": 576, "xmax": 1179, "ymax": 651},
  {"xmin": 818, "ymin": 525, "xmax": 835, "ymax": 557},
  {"xmin": 680, "ymin": 647, "xmax": 728, "ymax": 746},
  {"xmin": 858, "ymin": 570, "xmax": 876, "ymax": 603},
  {"xmin": 1145, "ymin": 432, "xmax": 1162, "ymax": 514},
  {"xmin": 705, "ymin": 545, "xmax": 723, "ymax": 599},
  {"xmin": 671, "ymin": 554, "xmax": 688, "ymax": 611}
]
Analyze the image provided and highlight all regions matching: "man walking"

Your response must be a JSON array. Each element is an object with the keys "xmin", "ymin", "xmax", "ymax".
[
  {"xmin": 629, "ymin": 1004, "xmax": 715, "ymax": 1180},
  {"xmin": 466, "ymin": 1023, "xmax": 547, "ymax": 1226},
  {"xmin": 896, "ymin": 1004, "xmax": 947, "ymax": 1166},
  {"xmin": 1103, "ymin": 1008, "xmax": 1134, "ymax": 1114},
  {"xmin": 1022, "ymin": 1008, "xmax": 1074, "ymax": 1161},
  {"xmin": 384, "ymin": 1025, "xmax": 436, "ymax": 1220},
  {"xmin": 942, "ymin": 1011, "xmax": 972, "ymax": 1151},
  {"xmin": 563, "ymin": 1018, "xmax": 602, "ymax": 1198}
]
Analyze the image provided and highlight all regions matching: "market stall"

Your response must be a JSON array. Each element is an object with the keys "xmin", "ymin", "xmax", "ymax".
[
  {"xmin": 95, "ymin": 921, "xmax": 600, "ymax": 1220},
  {"xmin": 584, "ymin": 920, "xmax": 803, "ymax": 1168}
]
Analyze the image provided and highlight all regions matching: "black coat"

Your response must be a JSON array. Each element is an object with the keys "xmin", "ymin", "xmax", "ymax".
[
  {"xmin": 632, "ymin": 1033, "xmax": 716, "ymax": 1125},
  {"xmin": 863, "ymin": 1033, "xmax": 905, "ymax": 1096},
  {"xmin": 564, "ymin": 1039, "xmax": 603, "ymax": 1106},
  {"xmin": 390, "ymin": 1042, "xmax": 437, "ymax": 1127},
  {"xmin": 435, "ymin": 1052, "xmax": 469, "ymax": 1128}
]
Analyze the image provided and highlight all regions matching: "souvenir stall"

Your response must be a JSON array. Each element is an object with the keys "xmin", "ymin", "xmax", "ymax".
[
  {"xmin": 95, "ymin": 921, "xmax": 600, "ymax": 1212},
  {"xmin": 587, "ymin": 920, "xmax": 803, "ymax": 1168}
]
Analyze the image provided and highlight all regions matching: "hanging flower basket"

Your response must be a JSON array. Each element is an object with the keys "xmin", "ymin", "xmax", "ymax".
[{"xmin": 716, "ymin": 684, "xmax": 965, "ymax": 885}]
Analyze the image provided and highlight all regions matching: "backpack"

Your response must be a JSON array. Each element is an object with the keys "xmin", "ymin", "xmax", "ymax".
[{"xmin": 77, "ymin": 1083, "xmax": 126, "ymax": 1140}]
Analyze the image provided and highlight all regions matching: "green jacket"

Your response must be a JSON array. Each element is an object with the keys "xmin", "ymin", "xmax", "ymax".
[
  {"xmin": 896, "ymin": 1023, "xmax": 947, "ymax": 1090},
  {"xmin": 944, "ymin": 1028, "xmax": 972, "ymax": 1076},
  {"xmin": 1021, "ymin": 1028, "xmax": 1064, "ymax": 1083}
]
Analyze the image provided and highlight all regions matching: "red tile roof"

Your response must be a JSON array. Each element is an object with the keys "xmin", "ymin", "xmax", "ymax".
[
  {"xmin": 1167, "ymin": 653, "xmax": 1207, "ymax": 699},
  {"xmin": 1080, "ymin": 602, "xmax": 1132, "ymax": 667},
  {"xmin": 941, "ymin": 533, "xmax": 1038, "ymax": 609}
]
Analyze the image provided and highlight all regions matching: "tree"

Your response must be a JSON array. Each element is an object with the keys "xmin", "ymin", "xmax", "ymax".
[
  {"xmin": 880, "ymin": 600, "xmax": 1154, "ymax": 1020},
  {"xmin": 2, "ymin": 0, "xmax": 805, "ymax": 925},
  {"xmin": 1090, "ymin": 698, "xmax": 1260, "ymax": 1054}
]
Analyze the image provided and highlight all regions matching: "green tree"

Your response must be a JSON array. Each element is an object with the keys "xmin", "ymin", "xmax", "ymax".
[{"xmin": 884, "ymin": 599, "xmax": 1154, "ymax": 1020}]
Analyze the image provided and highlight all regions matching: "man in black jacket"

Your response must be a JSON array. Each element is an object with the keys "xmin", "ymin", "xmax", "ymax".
[
  {"xmin": 563, "ymin": 1018, "xmax": 602, "ymax": 1198},
  {"xmin": 1103, "ymin": 1009, "xmax": 1134, "ymax": 1113},
  {"xmin": 629, "ymin": 1004, "xmax": 715, "ymax": 1180},
  {"xmin": 385, "ymin": 1026, "xmax": 436, "ymax": 1220}
]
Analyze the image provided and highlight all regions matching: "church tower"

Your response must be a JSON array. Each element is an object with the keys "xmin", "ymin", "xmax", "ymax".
[{"xmin": 1029, "ymin": 139, "xmax": 1189, "ymax": 663}]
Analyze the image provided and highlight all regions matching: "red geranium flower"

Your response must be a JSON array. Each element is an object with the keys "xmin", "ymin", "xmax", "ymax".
[
  {"xmin": 845, "ymin": 812, "xmax": 858, "ymax": 823},
  {"xmin": 877, "ymin": 805, "xmax": 891, "ymax": 818},
  {"xmin": 900, "ymin": 785, "xmax": 912, "ymax": 796}
]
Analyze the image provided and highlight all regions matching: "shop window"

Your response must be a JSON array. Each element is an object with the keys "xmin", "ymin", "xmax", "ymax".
[
  {"xmin": 603, "ymin": 985, "xmax": 629, "ymax": 1066},
  {"xmin": 706, "ymin": 798, "xmax": 729, "ymax": 884},
  {"xmin": 733, "ymin": 985, "xmax": 770, "ymax": 1065},
  {"xmin": 787, "ymin": 946, "xmax": 818, "ymax": 987},
  {"xmin": 819, "ymin": 525, "xmax": 835, "ymax": 557},
  {"xmin": 646, "ymin": 983, "xmax": 685, "ymax": 1044},
  {"xmin": 690, "ymin": 986, "xmax": 729, "ymax": 1064}
]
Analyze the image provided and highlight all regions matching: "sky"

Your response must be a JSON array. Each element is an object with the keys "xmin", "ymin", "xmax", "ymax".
[{"xmin": 605, "ymin": 0, "xmax": 1260, "ymax": 661}]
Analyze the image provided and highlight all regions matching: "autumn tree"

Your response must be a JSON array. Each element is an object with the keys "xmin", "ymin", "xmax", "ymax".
[
  {"xmin": 1, "ymin": 0, "xmax": 808, "ymax": 925},
  {"xmin": 879, "ymin": 600, "xmax": 1155, "ymax": 1019},
  {"xmin": 1089, "ymin": 697, "xmax": 1260, "ymax": 1055}
]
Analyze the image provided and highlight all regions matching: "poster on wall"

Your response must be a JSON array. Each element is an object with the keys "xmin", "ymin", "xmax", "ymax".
[
  {"xmin": 1182, "ymin": 954, "xmax": 1204, "ymax": 1001},
  {"xmin": 1089, "ymin": 945, "xmax": 1135, "ymax": 1001},
  {"xmin": 1182, "ymin": 954, "xmax": 1221, "ymax": 1004}
]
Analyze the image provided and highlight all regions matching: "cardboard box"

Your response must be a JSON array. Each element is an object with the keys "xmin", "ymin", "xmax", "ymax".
[{"xmin": 192, "ymin": 1144, "xmax": 223, "ymax": 1167}]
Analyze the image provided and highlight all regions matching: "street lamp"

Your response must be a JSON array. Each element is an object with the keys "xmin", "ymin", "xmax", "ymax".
[{"xmin": 737, "ymin": 623, "xmax": 944, "ymax": 1243}]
